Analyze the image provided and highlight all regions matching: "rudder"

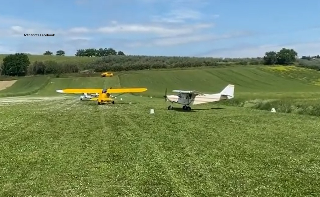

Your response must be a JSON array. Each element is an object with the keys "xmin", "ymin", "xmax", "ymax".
[{"xmin": 220, "ymin": 84, "xmax": 234, "ymax": 99}]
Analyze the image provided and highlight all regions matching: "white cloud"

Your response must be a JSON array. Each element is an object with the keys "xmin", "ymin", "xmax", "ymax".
[
  {"xmin": 152, "ymin": 9, "xmax": 202, "ymax": 23},
  {"xmin": 127, "ymin": 31, "xmax": 252, "ymax": 47},
  {"xmin": 203, "ymin": 41, "xmax": 320, "ymax": 58},
  {"xmin": 68, "ymin": 27, "xmax": 90, "ymax": 33},
  {"xmin": 97, "ymin": 23, "xmax": 213, "ymax": 37},
  {"xmin": 0, "ymin": 13, "xmax": 249, "ymax": 56}
]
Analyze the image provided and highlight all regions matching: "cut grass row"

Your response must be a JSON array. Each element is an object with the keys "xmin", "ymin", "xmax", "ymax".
[{"xmin": 1, "ymin": 97, "xmax": 320, "ymax": 196}]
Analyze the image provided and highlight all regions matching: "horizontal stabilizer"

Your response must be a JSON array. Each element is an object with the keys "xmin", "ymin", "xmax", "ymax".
[
  {"xmin": 56, "ymin": 89, "xmax": 103, "ymax": 94},
  {"xmin": 107, "ymin": 88, "xmax": 147, "ymax": 93}
]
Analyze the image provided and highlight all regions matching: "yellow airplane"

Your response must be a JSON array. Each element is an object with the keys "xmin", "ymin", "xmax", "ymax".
[{"xmin": 56, "ymin": 87, "xmax": 147, "ymax": 105}]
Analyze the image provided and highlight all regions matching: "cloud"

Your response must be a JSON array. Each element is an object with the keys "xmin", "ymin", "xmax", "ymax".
[
  {"xmin": 202, "ymin": 41, "xmax": 320, "ymax": 58},
  {"xmin": 126, "ymin": 31, "xmax": 253, "ymax": 47},
  {"xmin": 152, "ymin": 9, "xmax": 203, "ymax": 23},
  {"xmin": 0, "ymin": 9, "xmax": 245, "ymax": 56},
  {"xmin": 96, "ymin": 22, "xmax": 213, "ymax": 37}
]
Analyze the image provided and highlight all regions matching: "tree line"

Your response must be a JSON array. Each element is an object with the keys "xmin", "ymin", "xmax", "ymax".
[
  {"xmin": 1, "ymin": 47, "xmax": 320, "ymax": 77},
  {"xmin": 43, "ymin": 48, "xmax": 125, "ymax": 57}
]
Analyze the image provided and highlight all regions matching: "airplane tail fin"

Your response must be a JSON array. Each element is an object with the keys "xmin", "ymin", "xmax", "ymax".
[{"xmin": 220, "ymin": 84, "xmax": 234, "ymax": 99}]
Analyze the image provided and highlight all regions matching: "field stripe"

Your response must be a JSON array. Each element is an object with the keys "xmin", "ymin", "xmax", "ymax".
[{"xmin": 121, "ymin": 112, "xmax": 193, "ymax": 196}]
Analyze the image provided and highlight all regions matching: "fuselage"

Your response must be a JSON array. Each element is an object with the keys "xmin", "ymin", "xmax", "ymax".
[{"xmin": 166, "ymin": 93, "xmax": 228, "ymax": 105}]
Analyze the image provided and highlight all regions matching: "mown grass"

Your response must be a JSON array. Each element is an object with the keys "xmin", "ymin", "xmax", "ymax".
[
  {"xmin": 0, "ymin": 54, "xmax": 98, "ymax": 64},
  {"xmin": 1, "ymin": 97, "xmax": 320, "ymax": 196},
  {"xmin": 0, "ymin": 76, "xmax": 50, "ymax": 97},
  {"xmin": 1, "ymin": 66, "xmax": 320, "ymax": 195}
]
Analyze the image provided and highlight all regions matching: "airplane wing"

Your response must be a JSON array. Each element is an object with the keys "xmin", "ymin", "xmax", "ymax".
[
  {"xmin": 56, "ymin": 89, "xmax": 103, "ymax": 94},
  {"xmin": 172, "ymin": 90, "xmax": 202, "ymax": 94},
  {"xmin": 56, "ymin": 87, "xmax": 147, "ymax": 94},
  {"xmin": 107, "ymin": 88, "xmax": 147, "ymax": 93}
]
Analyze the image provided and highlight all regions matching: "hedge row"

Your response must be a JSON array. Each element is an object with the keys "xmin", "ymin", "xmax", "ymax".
[
  {"xmin": 297, "ymin": 59, "xmax": 320, "ymax": 71},
  {"xmin": 26, "ymin": 55, "xmax": 265, "ymax": 75}
]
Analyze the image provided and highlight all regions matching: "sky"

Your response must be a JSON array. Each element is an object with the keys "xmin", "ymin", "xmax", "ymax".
[{"xmin": 0, "ymin": 0, "xmax": 319, "ymax": 58}]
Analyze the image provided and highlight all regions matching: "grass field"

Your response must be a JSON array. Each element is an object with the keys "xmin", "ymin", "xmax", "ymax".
[{"xmin": 1, "ymin": 66, "xmax": 320, "ymax": 196}]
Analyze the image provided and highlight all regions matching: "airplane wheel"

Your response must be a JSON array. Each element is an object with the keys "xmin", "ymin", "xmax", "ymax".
[
  {"xmin": 187, "ymin": 106, "xmax": 191, "ymax": 111},
  {"xmin": 112, "ymin": 101, "xmax": 115, "ymax": 104},
  {"xmin": 168, "ymin": 105, "xmax": 173, "ymax": 110},
  {"xmin": 182, "ymin": 106, "xmax": 186, "ymax": 110},
  {"xmin": 98, "ymin": 102, "xmax": 101, "ymax": 105}
]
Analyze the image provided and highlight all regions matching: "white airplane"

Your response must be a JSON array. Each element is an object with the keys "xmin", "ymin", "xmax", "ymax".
[
  {"xmin": 164, "ymin": 84, "xmax": 235, "ymax": 111},
  {"xmin": 79, "ymin": 93, "xmax": 99, "ymax": 101}
]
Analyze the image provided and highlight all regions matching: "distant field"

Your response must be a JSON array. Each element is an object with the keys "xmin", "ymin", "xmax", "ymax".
[{"xmin": 0, "ymin": 54, "xmax": 99, "ymax": 64}]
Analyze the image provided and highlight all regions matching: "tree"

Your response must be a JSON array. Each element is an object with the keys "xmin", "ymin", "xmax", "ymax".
[
  {"xmin": 117, "ymin": 51, "xmax": 125, "ymax": 55},
  {"xmin": 276, "ymin": 48, "xmax": 297, "ymax": 65},
  {"xmin": 75, "ymin": 49, "xmax": 85, "ymax": 56},
  {"xmin": 1, "ymin": 53, "xmax": 30, "ymax": 76},
  {"xmin": 56, "ymin": 50, "xmax": 65, "ymax": 56},
  {"xmin": 43, "ymin": 51, "xmax": 53, "ymax": 55},
  {"xmin": 84, "ymin": 48, "xmax": 97, "ymax": 57},
  {"xmin": 263, "ymin": 51, "xmax": 277, "ymax": 65},
  {"xmin": 106, "ymin": 48, "xmax": 117, "ymax": 55},
  {"xmin": 32, "ymin": 61, "xmax": 46, "ymax": 74}
]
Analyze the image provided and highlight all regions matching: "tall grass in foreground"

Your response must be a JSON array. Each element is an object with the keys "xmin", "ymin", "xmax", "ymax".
[{"xmin": 223, "ymin": 98, "xmax": 320, "ymax": 116}]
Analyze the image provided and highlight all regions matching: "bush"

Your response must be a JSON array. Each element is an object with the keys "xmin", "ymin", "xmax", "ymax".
[{"xmin": 2, "ymin": 53, "xmax": 30, "ymax": 76}]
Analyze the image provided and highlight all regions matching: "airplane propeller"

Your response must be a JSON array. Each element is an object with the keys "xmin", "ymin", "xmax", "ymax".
[{"xmin": 163, "ymin": 88, "xmax": 167, "ymax": 101}]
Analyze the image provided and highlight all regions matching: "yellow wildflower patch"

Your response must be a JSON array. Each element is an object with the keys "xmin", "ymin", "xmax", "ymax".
[{"xmin": 265, "ymin": 66, "xmax": 298, "ymax": 72}]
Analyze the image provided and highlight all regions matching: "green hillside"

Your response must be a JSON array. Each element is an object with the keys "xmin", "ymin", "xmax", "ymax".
[
  {"xmin": 0, "ymin": 76, "xmax": 50, "ymax": 97},
  {"xmin": 119, "ymin": 66, "xmax": 320, "ymax": 98},
  {"xmin": 1, "ymin": 66, "xmax": 320, "ymax": 99}
]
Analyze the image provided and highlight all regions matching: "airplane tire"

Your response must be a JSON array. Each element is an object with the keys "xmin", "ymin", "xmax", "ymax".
[
  {"xmin": 112, "ymin": 101, "xmax": 115, "ymax": 104},
  {"xmin": 187, "ymin": 106, "xmax": 191, "ymax": 111},
  {"xmin": 182, "ymin": 106, "xmax": 186, "ymax": 110},
  {"xmin": 168, "ymin": 106, "xmax": 172, "ymax": 110}
]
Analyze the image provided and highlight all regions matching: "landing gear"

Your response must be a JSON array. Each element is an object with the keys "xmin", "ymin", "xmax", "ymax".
[
  {"xmin": 168, "ymin": 105, "xmax": 173, "ymax": 110},
  {"xmin": 183, "ymin": 105, "xmax": 191, "ymax": 111},
  {"xmin": 112, "ymin": 101, "xmax": 115, "ymax": 104}
]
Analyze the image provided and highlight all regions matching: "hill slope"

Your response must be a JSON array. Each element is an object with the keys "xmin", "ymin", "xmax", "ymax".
[
  {"xmin": 1, "ymin": 66, "xmax": 320, "ymax": 99},
  {"xmin": 0, "ymin": 76, "xmax": 50, "ymax": 97},
  {"xmin": 119, "ymin": 66, "xmax": 320, "ymax": 98}
]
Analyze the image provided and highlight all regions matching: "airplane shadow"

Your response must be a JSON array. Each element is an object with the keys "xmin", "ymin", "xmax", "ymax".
[
  {"xmin": 211, "ymin": 107, "xmax": 225, "ymax": 110},
  {"xmin": 170, "ymin": 107, "xmax": 225, "ymax": 112}
]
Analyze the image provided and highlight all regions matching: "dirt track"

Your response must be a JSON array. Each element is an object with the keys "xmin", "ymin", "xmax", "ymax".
[{"xmin": 0, "ymin": 80, "xmax": 17, "ymax": 91}]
